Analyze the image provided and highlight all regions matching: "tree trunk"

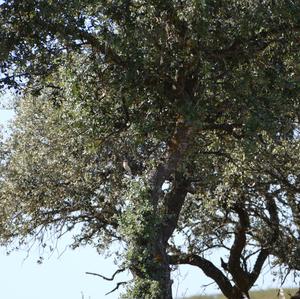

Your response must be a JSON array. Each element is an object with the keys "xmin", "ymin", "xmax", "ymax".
[
  {"xmin": 127, "ymin": 175, "xmax": 189, "ymax": 298},
  {"xmin": 128, "ymin": 234, "xmax": 173, "ymax": 298},
  {"xmin": 127, "ymin": 118, "xmax": 192, "ymax": 298},
  {"xmin": 230, "ymin": 287, "xmax": 250, "ymax": 299},
  {"xmin": 152, "ymin": 239, "xmax": 173, "ymax": 299}
]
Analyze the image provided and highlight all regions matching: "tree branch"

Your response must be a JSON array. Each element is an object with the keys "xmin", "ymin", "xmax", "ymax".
[
  {"xmin": 169, "ymin": 253, "xmax": 233, "ymax": 298},
  {"xmin": 86, "ymin": 267, "xmax": 126, "ymax": 281},
  {"xmin": 149, "ymin": 118, "xmax": 193, "ymax": 208},
  {"xmin": 248, "ymin": 249, "xmax": 269, "ymax": 287},
  {"xmin": 249, "ymin": 190, "xmax": 280, "ymax": 286},
  {"xmin": 33, "ymin": 18, "xmax": 126, "ymax": 68},
  {"xmin": 228, "ymin": 203, "xmax": 250, "ymax": 289},
  {"xmin": 162, "ymin": 174, "xmax": 189, "ymax": 242},
  {"xmin": 105, "ymin": 281, "xmax": 128, "ymax": 296}
]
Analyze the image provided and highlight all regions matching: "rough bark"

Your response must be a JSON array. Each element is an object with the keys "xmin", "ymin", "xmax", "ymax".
[
  {"xmin": 156, "ymin": 175, "xmax": 190, "ymax": 298},
  {"xmin": 129, "ymin": 119, "xmax": 193, "ymax": 299},
  {"xmin": 227, "ymin": 203, "xmax": 250, "ymax": 293}
]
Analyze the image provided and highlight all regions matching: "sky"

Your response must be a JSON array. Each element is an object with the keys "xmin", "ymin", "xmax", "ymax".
[{"xmin": 0, "ymin": 108, "xmax": 297, "ymax": 299}]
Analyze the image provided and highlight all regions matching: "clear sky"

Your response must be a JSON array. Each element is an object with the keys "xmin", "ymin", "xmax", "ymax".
[{"xmin": 0, "ymin": 108, "xmax": 296, "ymax": 299}]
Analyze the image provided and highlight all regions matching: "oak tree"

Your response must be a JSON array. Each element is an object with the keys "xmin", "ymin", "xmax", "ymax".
[{"xmin": 0, "ymin": 1, "xmax": 300, "ymax": 298}]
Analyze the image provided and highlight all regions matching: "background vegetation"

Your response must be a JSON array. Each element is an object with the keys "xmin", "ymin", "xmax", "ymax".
[{"xmin": 185, "ymin": 288, "xmax": 297, "ymax": 299}]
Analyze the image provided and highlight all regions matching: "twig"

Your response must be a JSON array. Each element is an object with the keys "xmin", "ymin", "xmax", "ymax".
[
  {"xmin": 281, "ymin": 268, "xmax": 291, "ymax": 285},
  {"xmin": 105, "ymin": 281, "xmax": 128, "ymax": 295},
  {"xmin": 201, "ymin": 281, "xmax": 216, "ymax": 288},
  {"xmin": 86, "ymin": 267, "xmax": 126, "ymax": 281}
]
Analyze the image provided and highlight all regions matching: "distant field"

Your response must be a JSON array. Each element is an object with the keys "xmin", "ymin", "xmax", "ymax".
[{"xmin": 184, "ymin": 288, "xmax": 297, "ymax": 299}]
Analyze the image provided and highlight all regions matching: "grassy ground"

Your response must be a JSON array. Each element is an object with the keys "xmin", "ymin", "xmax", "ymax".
[{"xmin": 185, "ymin": 288, "xmax": 297, "ymax": 299}]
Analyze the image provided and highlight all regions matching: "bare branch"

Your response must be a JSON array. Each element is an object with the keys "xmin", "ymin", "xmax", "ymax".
[
  {"xmin": 86, "ymin": 267, "xmax": 126, "ymax": 281},
  {"xmin": 105, "ymin": 281, "xmax": 129, "ymax": 296}
]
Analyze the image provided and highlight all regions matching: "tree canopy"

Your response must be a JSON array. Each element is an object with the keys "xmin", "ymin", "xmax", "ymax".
[{"xmin": 0, "ymin": 1, "xmax": 300, "ymax": 298}]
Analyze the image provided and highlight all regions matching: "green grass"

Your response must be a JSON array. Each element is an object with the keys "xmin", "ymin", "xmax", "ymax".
[{"xmin": 184, "ymin": 288, "xmax": 297, "ymax": 299}]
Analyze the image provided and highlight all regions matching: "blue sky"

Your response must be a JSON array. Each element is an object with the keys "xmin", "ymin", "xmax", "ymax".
[{"xmin": 0, "ymin": 108, "xmax": 297, "ymax": 299}]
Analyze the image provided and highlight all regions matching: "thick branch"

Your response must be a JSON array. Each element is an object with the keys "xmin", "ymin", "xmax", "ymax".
[
  {"xmin": 33, "ymin": 18, "xmax": 126, "ymax": 67},
  {"xmin": 228, "ymin": 204, "xmax": 250, "ymax": 289},
  {"xmin": 149, "ymin": 118, "xmax": 193, "ymax": 208},
  {"xmin": 249, "ymin": 190, "xmax": 280, "ymax": 286},
  {"xmin": 162, "ymin": 174, "xmax": 189, "ymax": 242},
  {"xmin": 265, "ymin": 192, "xmax": 280, "ymax": 243},
  {"xmin": 248, "ymin": 249, "xmax": 269, "ymax": 287},
  {"xmin": 169, "ymin": 253, "xmax": 233, "ymax": 298}
]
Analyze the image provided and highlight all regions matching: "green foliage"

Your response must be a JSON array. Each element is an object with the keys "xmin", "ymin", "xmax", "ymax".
[
  {"xmin": 120, "ymin": 180, "xmax": 160, "ymax": 267},
  {"xmin": 121, "ymin": 278, "xmax": 162, "ymax": 299}
]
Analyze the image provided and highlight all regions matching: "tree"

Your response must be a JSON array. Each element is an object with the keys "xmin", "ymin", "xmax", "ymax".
[{"xmin": 0, "ymin": 1, "xmax": 300, "ymax": 298}]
